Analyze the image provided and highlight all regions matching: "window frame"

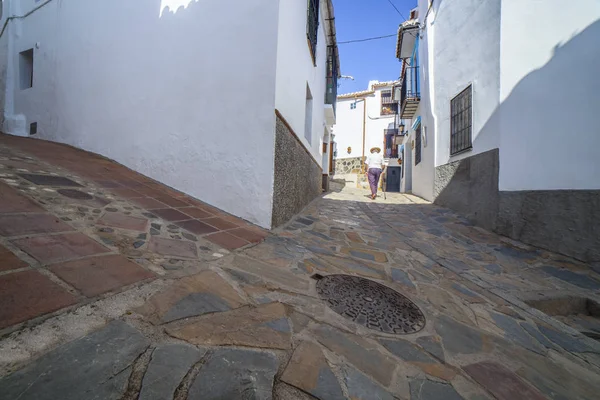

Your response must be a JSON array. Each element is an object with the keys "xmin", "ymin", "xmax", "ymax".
[
  {"xmin": 450, "ymin": 84, "xmax": 473, "ymax": 156},
  {"xmin": 306, "ymin": 0, "xmax": 320, "ymax": 65},
  {"xmin": 380, "ymin": 89, "xmax": 398, "ymax": 116},
  {"xmin": 415, "ymin": 123, "xmax": 422, "ymax": 165}
]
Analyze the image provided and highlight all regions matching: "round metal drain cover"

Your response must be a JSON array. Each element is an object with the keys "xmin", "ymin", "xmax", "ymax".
[
  {"xmin": 316, "ymin": 274, "xmax": 425, "ymax": 334},
  {"xmin": 57, "ymin": 189, "xmax": 93, "ymax": 200}
]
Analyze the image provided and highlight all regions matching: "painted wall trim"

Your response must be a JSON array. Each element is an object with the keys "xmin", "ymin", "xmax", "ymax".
[{"xmin": 275, "ymin": 109, "xmax": 323, "ymax": 172}]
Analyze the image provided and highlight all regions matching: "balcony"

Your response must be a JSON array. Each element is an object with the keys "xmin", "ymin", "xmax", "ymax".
[
  {"xmin": 325, "ymin": 45, "xmax": 339, "ymax": 117},
  {"xmin": 384, "ymin": 128, "xmax": 399, "ymax": 158},
  {"xmin": 400, "ymin": 65, "xmax": 420, "ymax": 119}
]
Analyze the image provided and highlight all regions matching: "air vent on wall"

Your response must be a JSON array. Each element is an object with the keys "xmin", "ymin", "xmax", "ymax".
[{"xmin": 29, "ymin": 122, "xmax": 37, "ymax": 135}]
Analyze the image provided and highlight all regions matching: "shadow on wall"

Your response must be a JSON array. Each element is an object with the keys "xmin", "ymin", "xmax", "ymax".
[{"xmin": 434, "ymin": 19, "xmax": 600, "ymax": 263}]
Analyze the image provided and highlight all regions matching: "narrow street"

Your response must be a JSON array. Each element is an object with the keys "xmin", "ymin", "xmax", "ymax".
[{"xmin": 0, "ymin": 136, "xmax": 599, "ymax": 399}]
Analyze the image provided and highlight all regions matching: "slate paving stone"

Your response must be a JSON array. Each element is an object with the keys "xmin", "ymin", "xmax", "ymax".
[
  {"xmin": 0, "ymin": 321, "xmax": 149, "ymax": 400},
  {"xmin": 168, "ymin": 302, "xmax": 291, "ymax": 349},
  {"xmin": 162, "ymin": 293, "xmax": 232, "ymax": 323},
  {"xmin": 148, "ymin": 237, "xmax": 197, "ymax": 258},
  {"xmin": 0, "ymin": 181, "xmax": 45, "ymax": 213},
  {"xmin": 540, "ymin": 266, "xmax": 600, "ymax": 290},
  {"xmin": 391, "ymin": 268, "xmax": 416, "ymax": 289},
  {"xmin": 416, "ymin": 336, "xmax": 445, "ymax": 362},
  {"xmin": 12, "ymin": 232, "xmax": 110, "ymax": 264},
  {"xmin": 536, "ymin": 324, "xmax": 597, "ymax": 353},
  {"xmin": 312, "ymin": 324, "xmax": 395, "ymax": 387},
  {"xmin": 281, "ymin": 341, "xmax": 345, "ymax": 400},
  {"xmin": 0, "ymin": 243, "xmax": 28, "ymax": 272},
  {"xmin": 150, "ymin": 208, "xmax": 191, "ymax": 222},
  {"xmin": 434, "ymin": 315, "xmax": 484, "ymax": 355},
  {"xmin": 0, "ymin": 213, "xmax": 73, "ymax": 236},
  {"xmin": 187, "ymin": 348, "xmax": 279, "ymax": 400},
  {"xmin": 49, "ymin": 255, "xmax": 154, "ymax": 297},
  {"xmin": 490, "ymin": 312, "xmax": 545, "ymax": 354},
  {"xmin": 463, "ymin": 361, "xmax": 546, "ymax": 400},
  {"xmin": 19, "ymin": 173, "xmax": 82, "ymax": 187},
  {"xmin": 97, "ymin": 212, "xmax": 148, "ymax": 232},
  {"xmin": 231, "ymin": 256, "xmax": 309, "ymax": 291},
  {"xmin": 229, "ymin": 227, "xmax": 267, "ymax": 243},
  {"xmin": 176, "ymin": 219, "xmax": 219, "ymax": 235},
  {"xmin": 409, "ymin": 379, "xmax": 464, "ymax": 400},
  {"xmin": 0, "ymin": 270, "xmax": 77, "ymax": 329},
  {"xmin": 380, "ymin": 338, "xmax": 435, "ymax": 363},
  {"xmin": 205, "ymin": 231, "xmax": 249, "ymax": 250},
  {"xmin": 139, "ymin": 344, "xmax": 205, "ymax": 400},
  {"xmin": 343, "ymin": 366, "xmax": 395, "ymax": 400}
]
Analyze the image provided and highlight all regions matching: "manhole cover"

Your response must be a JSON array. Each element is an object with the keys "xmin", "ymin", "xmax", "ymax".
[
  {"xmin": 19, "ymin": 174, "xmax": 82, "ymax": 187},
  {"xmin": 57, "ymin": 189, "xmax": 93, "ymax": 200},
  {"xmin": 316, "ymin": 274, "xmax": 425, "ymax": 334}
]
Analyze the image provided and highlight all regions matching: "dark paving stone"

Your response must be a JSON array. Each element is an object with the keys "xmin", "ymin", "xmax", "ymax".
[
  {"xmin": 451, "ymin": 283, "xmax": 481, "ymax": 299},
  {"xmin": 263, "ymin": 317, "xmax": 291, "ymax": 333},
  {"xmin": 143, "ymin": 212, "xmax": 158, "ymax": 218},
  {"xmin": 182, "ymin": 232, "xmax": 197, "ymax": 242},
  {"xmin": 0, "ymin": 213, "xmax": 74, "ymax": 236},
  {"xmin": 148, "ymin": 237, "xmax": 197, "ymax": 258},
  {"xmin": 520, "ymin": 322, "xmax": 558, "ymax": 350},
  {"xmin": 106, "ymin": 207, "xmax": 119, "ymax": 212},
  {"xmin": 206, "ymin": 231, "xmax": 249, "ymax": 250},
  {"xmin": 344, "ymin": 366, "xmax": 394, "ymax": 400},
  {"xmin": 12, "ymin": 232, "xmax": 110, "ymax": 264},
  {"xmin": 177, "ymin": 206, "xmax": 213, "ymax": 219},
  {"xmin": 151, "ymin": 223, "xmax": 161, "ymax": 230},
  {"xmin": 150, "ymin": 228, "xmax": 160, "ymax": 236},
  {"xmin": 149, "ymin": 208, "xmax": 191, "ymax": 222},
  {"xmin": 463, "ymin": 361, "xmax": 546, "ymax": 400},
  {"xmin": 57, "ymin": 189, "xmax": 93, "ymax": 200},
  {"xmin": 226, "ymin": 268, "xmax": 262, "ymax": 285},
  {"xmin": 391, "ymin": 268, "xmax": 416, "ymax": 288},
  {"xmin": 349, "ymin": 249, "xmax": 376, "ymax": 261},
  {"xmin": 416, "ymin": 336, "xmax": 445, "ymax": 361},
  {"xmin": 0, "ymin": 244, "xmax": 28, "ymax": 272},
  {"xmin": 176, "ymin": 219, "xmax": 219, "ymax": 235},
  {"xmin": 536, "ymin": 324, "xmax": 597, "ymax": 353},
  {"xmin": 0, "ymin": 321, "xmax": 149, "ymax": 400},
  {"xmin": 139, "ymin": 344, "xmax": 205, "ymax": 400},
  {"xmin": 203, "ymin": 217, "xmax": 239, "ymax": 231},
  {"xmin": 540, "ymin": 266, "xmax": 600, "ymax": 290},
  {"xmin": 19, "ymin": 173, "xmax": 82, "ymax": 187},
  {"xmin": 0, "ymin": 270, "xmax": 77, "ymax": 329},
  {"xmin": 438, "ymin": 258, "xmax": 471, "ymax": 273},
  {"xmin": 97, "ymin": 212, "xmax": 148, "ymax": 232},
  {"xmin": 137, "ymin": 233, "xmax": 147, "ymax": 240},
  {"xmin": 380, "ymin": 338, "xmax": 435, "ymax": 363},
  {"xmin": 484, "ymin": 263, "xmax": 502, "ymax": 274},
  {"xmin": 188, "ymin": 348, "xmax": 278, "ymax": 400},
  {"xmin": 296, "ymin": 217, "xmax": 315, "ymax": 226},
  {"xmin": 133, "ymin": 241, "xmax": 145, "ymax": 249},
  {"xmin": 434, "ymin": 315, "xmax": 483, "ymax": 355},
  {"xmin": 409, "ymin": 379, "xmax": 464, "ymax": 400},
  {"xmin": 229, "ymin": 227, "xmax": 267, "ymax": 243},
  {"xmin": 495, "ymin": 246, "xmax": 538, "ymax": 260},
  {"xmin": 490, "ymin": 312, "xmax": 545, "ymax": 354},
  {"xmin": 307, "ymin": 230, "xmax": 333, "ymax": 241},
  {"xmin": 162, "ymin": 293, "xmax": 232, "ymax": 323},
  {"xmin": 50, "ymin": 255, "xmax": 154, "ymax": 297}
]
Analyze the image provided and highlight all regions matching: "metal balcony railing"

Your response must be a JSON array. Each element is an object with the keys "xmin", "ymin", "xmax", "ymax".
[
  {"xmin": 325, "ymin": 45, "xmax": 338, "ymax": 115},
  {"xmin": 400, "ymin": 65, "xmax": 420, "ymax": 119}
]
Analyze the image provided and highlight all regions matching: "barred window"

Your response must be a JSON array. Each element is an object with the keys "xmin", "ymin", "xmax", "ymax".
[
  {"xmin": 450, "ymin": 85, "xmax": 473, "ymax": 155},
  {"xmin": 306, "ymin": 0, "xmax": 320, "ymax": 63},
  {"xmin": 415, "ymin": 124, "xmax": 422, "ymax": 165}
]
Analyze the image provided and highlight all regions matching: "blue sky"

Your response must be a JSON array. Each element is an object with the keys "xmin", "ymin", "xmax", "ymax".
[{"xmin": 333, "ymin": 0, "xmax": 416, "ymax": 94}]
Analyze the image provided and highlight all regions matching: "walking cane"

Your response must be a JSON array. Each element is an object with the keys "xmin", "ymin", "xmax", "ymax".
[{"xmin": 380, "ymin": 172, "xmax": 387, "ymax": 200}]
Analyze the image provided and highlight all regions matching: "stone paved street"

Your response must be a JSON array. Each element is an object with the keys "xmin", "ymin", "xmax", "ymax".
[{"xmin": 1, "ymin": 136, "xmax": 600, "ymax": 399}]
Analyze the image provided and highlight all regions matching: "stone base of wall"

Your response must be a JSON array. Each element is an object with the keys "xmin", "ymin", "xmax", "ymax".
[
  {"xmin": 271, "ymin": 113, "xmax": 322, "ymax": 228},
  {"xmin": 434, "ymin": 149, "xmax": 499, "ymax": 230},
  {"xmin": 496, "ymin": 190, "xmax": 600, "ymax": 263},
  {"xmin": 433, "ymin": 148, "xmax": 600, "ymax": 262},
  {"xmin": 333, "ymin": 157, "xmax": 362, "ymax": 175}
]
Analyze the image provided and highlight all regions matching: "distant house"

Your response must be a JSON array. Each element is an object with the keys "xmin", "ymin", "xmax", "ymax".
[
  {"xmin": 0, "ymin": 0, "xmax": 340, "ymax": 229},
  {"xmin": 332, "ymin": 80, "xmax": 404, "ymax": 189},
  {"xmin": 395, "ymin": 1, "xmax": 600, "ymax": 262}
]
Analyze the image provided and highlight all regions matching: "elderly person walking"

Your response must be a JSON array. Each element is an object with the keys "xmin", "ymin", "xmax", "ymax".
[{"xmin": 365, "ymin": 147, "xmax": 385, "ymax": 200}]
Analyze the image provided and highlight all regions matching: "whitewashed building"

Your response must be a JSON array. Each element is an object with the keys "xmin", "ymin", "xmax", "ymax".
[
  {"xmin": 332, "ymin": 80, "xmax": 404, "ymax": 189},
  {"xmin": 396, "ymin": 0, "xmax": 600, "ymax": 262},
  {"xmin": 0, "ymin": 0, "xmax": 340, "ymax": 229}
]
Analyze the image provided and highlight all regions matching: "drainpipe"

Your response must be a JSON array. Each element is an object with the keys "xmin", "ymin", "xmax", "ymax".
[{"xmin": 361, "ymin": 97, "xmax": 367, "ymax": 173}]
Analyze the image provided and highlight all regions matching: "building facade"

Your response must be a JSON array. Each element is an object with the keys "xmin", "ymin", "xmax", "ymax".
[
  {"xmin": 332, "ymin": 80, "xmax": 404, "ymax": 188},
  {"xmin": 396, "ymin": 0, "xmax": 600, "ymax": 262},
  {"xmin": 0, "ymin": 0, "xmax": 340, "ymax": 229}
]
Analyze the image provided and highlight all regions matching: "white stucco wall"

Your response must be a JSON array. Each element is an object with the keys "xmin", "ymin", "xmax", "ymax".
[
  {"xmin": 430, "ymin": 0, "xmax": 501, "ymax": 167},
  {"xmin": 332, "ymin": 97, "xmax": 368, "ymax": 160},
  {"xmin": 498, "ymin": 0, "xmax": 600, "ymax": 191},
  {"xmin": 274, "ymin": 0, "xmax": 329, "ymax": 167},
  {"xmin": 333, "ymin": 86, "xmax": 396, "ymax": 163},
  {"xmin": 3, "ymin": 0, "xmax": 280, "ymax": 228},
  {"xmin": 408, "ymin": 106, "xmax": 434, "ymax": 200}
]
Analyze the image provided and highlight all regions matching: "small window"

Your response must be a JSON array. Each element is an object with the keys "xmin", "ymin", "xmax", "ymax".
[
  {"xmin": 306, "ymin": 0, "xmax": 320, "ymax": 63},
  {"xmin": 29, "ymin": 122, "xmax": 37, "ymax": 136},
  {"xmin": 19, "ymin": 49, "xmax": 34, "ymax": 90},
  {"xmin": 350, "ymin": 102, "xmax": 356, "ymax": 110},
  {"xmin": 450, "ymin": 85, "xmax": 473, "ymax": 155},
  {"xmin": 415, "ymin": 124, "xmax": 422, "ymax": 165},
  {"xmin": 380, "ymin": 90, "xmax": 398, "ymax": 116},
  {"xmin": 304, "ymin": 84, "xmax": 313, "ymax": 144}
]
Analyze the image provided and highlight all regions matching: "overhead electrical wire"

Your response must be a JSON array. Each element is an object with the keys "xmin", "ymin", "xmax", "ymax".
[
  {"xmin": 338, "ymin": 33, "xmax": 397, "ymax": 45},
  {"xmin": 385, "ymin": 0, "xmax": 408, "ymax": 21}
]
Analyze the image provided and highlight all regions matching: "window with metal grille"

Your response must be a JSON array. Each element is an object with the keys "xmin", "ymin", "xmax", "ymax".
[
  {"xmin": 415, "ymin": 125, "xmax": 422, "ymax": 165},
  {"xmin": 450, "ymin": 85, "xmax": 473, "ymax": 155},
  {"xmin": 380, "ymin": 90, "xmax": 398, "ymax": 115},
  {"xmin": 306, "ymin": 0, "xmax": 320, "ymax": 64},
  {"xmin": 350, "ymin": 103, "xmax": 356, "ymax": 109}
]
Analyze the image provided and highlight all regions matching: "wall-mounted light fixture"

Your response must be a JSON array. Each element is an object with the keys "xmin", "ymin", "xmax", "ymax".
[{"xmin": 347, "ymin": 146, "xmax": 352, "ymax": 154}]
